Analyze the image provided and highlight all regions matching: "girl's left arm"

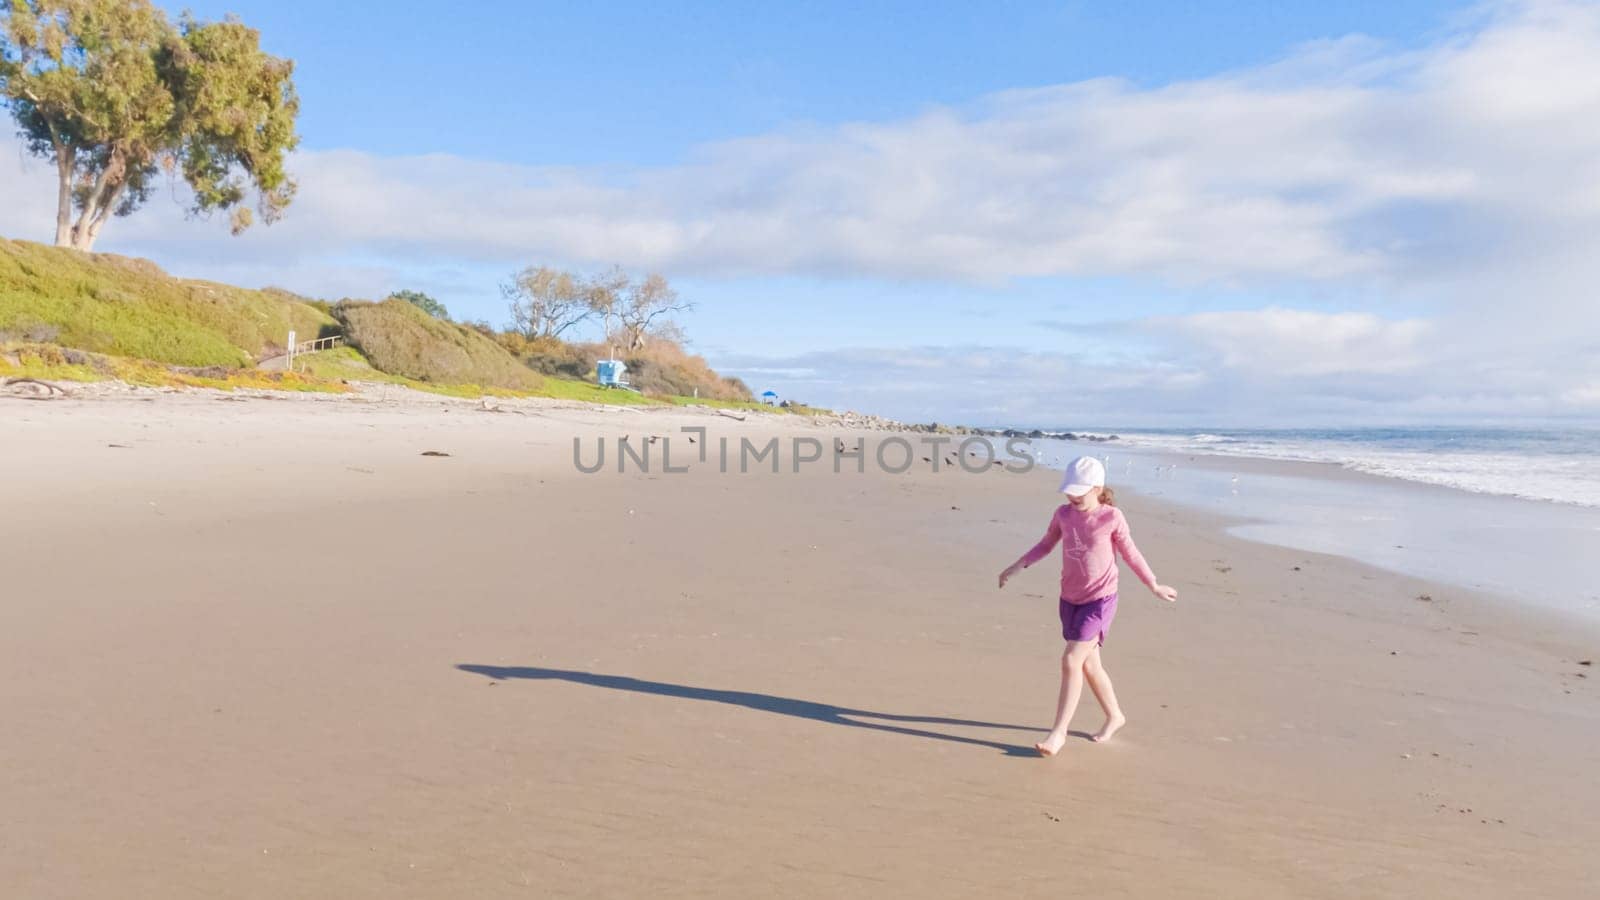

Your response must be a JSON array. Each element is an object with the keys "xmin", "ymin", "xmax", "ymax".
[
  {"xmin": 999, "ymin": 510, "xmax": 1061, "ymax": 589},
  {"xmin": 1113, "ymin": 514, "xmax": 1178, "ymax": 602}
]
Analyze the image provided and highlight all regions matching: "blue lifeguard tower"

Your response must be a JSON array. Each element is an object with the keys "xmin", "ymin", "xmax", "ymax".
[
  {"xmin": 761, "ymin": 390, "xmax": 779, "ymax": 405},
  {"xmin": 597, "ymin": 359, "xmax": 629, "ymax": 389}
]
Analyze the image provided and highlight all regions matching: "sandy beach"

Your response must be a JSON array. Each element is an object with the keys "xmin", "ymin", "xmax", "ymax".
[{"xmin": 3, "ymin": 389, "xmax": 1597, "ymax": 898}]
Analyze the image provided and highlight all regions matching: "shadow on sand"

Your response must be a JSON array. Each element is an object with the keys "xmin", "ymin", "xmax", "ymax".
[{"xmin": 457, "ymin": 664, "xmax": 1053, "ymax": 756}]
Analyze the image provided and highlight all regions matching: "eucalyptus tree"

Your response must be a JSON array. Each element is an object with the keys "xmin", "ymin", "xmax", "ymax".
[{"xmin": 0, "ymin": 0, "xmax": 299, "ymax": 250}]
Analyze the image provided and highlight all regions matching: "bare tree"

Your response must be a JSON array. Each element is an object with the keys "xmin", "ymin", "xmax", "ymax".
[
  {"xmin": 584, "ymin": 264, "xmax": 629, "ymax": 343},
  {"xmin": 649, "ymin": 319, "xmax": 689, "ymax": 347},
  {"xmin": 503, "ymin": 266, "xmax": 603, "ymax": 339},
  {"xmin": 615, "ymin": 273, "xmax": 692, "ymax": 351}
]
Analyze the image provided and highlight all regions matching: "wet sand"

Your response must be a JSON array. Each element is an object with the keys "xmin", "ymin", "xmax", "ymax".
[{"xmin": 2, "ymin": 392, "xmax": 1597, "ymax": 898}]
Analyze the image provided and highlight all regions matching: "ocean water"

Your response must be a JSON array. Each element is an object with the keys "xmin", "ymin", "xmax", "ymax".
[
  {"xmin": 1082, "ymin": 427, "xmax": 1600, "ymax": 508},
  {"xmin": 1020, "ymin": 428, "xmax": 1600, "ymax": 619}
]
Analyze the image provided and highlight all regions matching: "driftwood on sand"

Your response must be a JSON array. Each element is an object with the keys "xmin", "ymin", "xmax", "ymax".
[{"xmin": 2, "ymin": 377, "xmax": 70, "ymax": 400}]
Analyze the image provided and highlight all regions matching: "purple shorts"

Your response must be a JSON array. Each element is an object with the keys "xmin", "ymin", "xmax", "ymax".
[{"xmin": 1059, "ymin": 594, "xmax": 1118, "ymax": 645}]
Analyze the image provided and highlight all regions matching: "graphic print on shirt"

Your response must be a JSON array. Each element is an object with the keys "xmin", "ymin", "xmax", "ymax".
[{"xmin": 1062, "ymin": 526, "xmax": 1092, "ymax": 579}]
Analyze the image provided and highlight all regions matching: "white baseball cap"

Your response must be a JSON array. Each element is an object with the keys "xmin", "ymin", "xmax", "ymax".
[{"xmin": 1059, "ymin": 455, "xmax": 1106, "ymax": 497}]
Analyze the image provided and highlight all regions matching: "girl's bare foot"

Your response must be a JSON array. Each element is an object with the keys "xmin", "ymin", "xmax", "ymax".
[
  {"xmin": 1091, "ymin": 714, "xmax": 1126, "ymax": 743},
  {"xmin": 1035, "ymin": 733, "xmax": 1068, "ymax": 756}
]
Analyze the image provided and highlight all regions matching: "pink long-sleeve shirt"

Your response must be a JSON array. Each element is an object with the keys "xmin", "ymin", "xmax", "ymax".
[{"xmin": 1019, "ymin": 504, "xmax": 1159, "ymax": 604}]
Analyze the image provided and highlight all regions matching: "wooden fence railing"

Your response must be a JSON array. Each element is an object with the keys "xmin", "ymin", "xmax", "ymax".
[
  {"xmin": 268, "ymin": 332, "xmax": 345, "ymax": 371},
  {"xmin": 295, "ymin": 334, "xmax": 344, "ymax": 354}
]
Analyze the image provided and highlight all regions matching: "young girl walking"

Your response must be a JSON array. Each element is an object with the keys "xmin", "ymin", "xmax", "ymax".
[{"xmin": 998, "ymin": 455, "xmax": 1177, "ymax": 756}]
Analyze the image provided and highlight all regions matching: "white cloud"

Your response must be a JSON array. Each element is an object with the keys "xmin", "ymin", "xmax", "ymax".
[
  {"xmin": 722, "ymin": 329, "xmax": 1600, "ymax": 428},
  {"xmin": 1563, "ymin": 382, "xmax": 1600, "ymax": 407},
  {"xmin": 1, "ymin": 142, "xmax": 61, "ymax": 242},
  {"xmin": 1145, "ymin": 308, "xmax": 1432, "ymax": 376},
  {"xmin": 4, "ymin": 0, "xmax": 1599, "ymax": 423},
  {"xmin": 717, "ymin": 345, "xmax": 1216, "ymax": 426},
  {"xmin": 3, "ymin": 0, "xmax": 1599, "ymax": 293}
]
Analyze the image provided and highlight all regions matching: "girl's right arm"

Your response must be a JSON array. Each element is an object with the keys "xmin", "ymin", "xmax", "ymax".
[
  {"xmin": 1112, "ymin": 513, "xmax": 1178, "ymax": 602},
  {"xmin": 999, "ymin": 509, "xmax": 1062, "ymax": 588}
]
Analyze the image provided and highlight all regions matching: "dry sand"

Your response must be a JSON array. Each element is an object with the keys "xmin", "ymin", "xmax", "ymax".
[{"xmin": 2, "ymin": 389, "xmax": 1597, "ymax": 898}]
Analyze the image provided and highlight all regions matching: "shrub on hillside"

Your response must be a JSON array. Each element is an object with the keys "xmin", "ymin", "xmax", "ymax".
[
  {"xmin": 0, "ymin": 239, "xmax": 336, "ymax": 367},
  {"xmin": 622, "ymin": 357, "xmax": 688, "ymax": 396},
  {"xmin": 263, "ymin": 288, "xmax": 337, "ymax": 320},
  {"xmin": 517, "ymin": 336, "xmax": 598, "ymax": 379},
  {"xmin": 389, "ymin": 289, "xmax": 450, "ymax": 320},
  {"xmin": 497, "ymin": 329, "xmax": 748, "ymax": 399},
  {"xmin": 622, "ymin": 340, "xmax": 752, "ymax": 401},
  {"xmin": 334, "ymin": 299, "xmax": 541, "ymax": 390}
]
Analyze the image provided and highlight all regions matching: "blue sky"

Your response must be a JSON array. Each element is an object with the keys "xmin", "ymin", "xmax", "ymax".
[
  {"xmin": 177, "ymin": 1, "xmax": 1461, "ymax": 166},
  {"xmin": 4, "ymin": 0, "xmax": 1599, "ymax": 426}
]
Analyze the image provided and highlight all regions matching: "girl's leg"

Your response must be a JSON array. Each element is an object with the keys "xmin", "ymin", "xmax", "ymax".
[
  {"xmin": 1036, "ymin": 640, "xmax": 1096, "ymax": 756},
  {"xmin": 1083, "ymin": 644, "xmax": 1127, "ymax": 743}
]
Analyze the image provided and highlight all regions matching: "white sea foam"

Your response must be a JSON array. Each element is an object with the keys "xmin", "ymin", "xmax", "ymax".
[
  {"xmin": 1098, "ymin": 429, "xmax": 1600, "ymax": 508},
  {"xmin": 1027, "ymin": 427, "xmax": 1600, "ymax": 614}
]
